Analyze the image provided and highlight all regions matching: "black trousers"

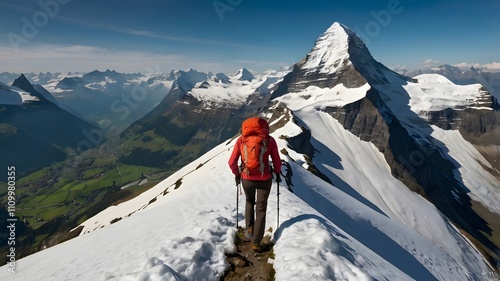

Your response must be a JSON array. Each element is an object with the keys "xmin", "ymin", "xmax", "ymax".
[{"xmin": 242, "ymin": 178, "xmax": 272, "ymax": 244}]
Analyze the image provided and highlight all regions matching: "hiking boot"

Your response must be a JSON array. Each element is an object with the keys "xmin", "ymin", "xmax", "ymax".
[
  {"xmin": 252, "ymin": 243, "xmax": 262, "ymax": 252},
  {"xmin": 244, "ymin": 227, "xmax": 253, "ymax": 239}
]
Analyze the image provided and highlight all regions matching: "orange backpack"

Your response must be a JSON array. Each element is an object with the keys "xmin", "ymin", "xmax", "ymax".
[{"xmin": 240, "ymin": 117, "xmax": 270, "ymax": 176}]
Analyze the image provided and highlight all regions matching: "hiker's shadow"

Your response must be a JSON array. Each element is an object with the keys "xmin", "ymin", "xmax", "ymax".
[{"xmin": 307, "ymin": 138, "xmax": 387, "ymax": 217}]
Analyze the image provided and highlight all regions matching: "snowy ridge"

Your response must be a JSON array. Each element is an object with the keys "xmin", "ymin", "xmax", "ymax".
[
  {"xmin": 1, "ymin": 104, "xmax": 493, "ymax": 280},
  {"xmin": 84, "ymin": 76, "xmax": 118, "ymax": 91}
]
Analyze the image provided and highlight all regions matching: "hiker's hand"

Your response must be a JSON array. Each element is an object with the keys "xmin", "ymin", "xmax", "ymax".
[
  {"xmin": 275, "ymin": 172, "xmax": 281, "ymax": 183},
  {"xmin": 235, "ymin": 174, "xmax": 241, "ymax": 185}
]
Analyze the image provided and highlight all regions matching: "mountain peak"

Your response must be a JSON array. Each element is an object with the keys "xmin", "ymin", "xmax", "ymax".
[
  {"xmin": 213, "ymin": 72, "xmax": 230, "ymax": 83},
  {"xmin": 235, "ymin": 68, "xmax": 254, "ymax": 81},
  {"xmin": 12, "ymin": 73, "xmax": 54, "ymax": 103},
  {"xmin": 277, "ymin": 22, "xmax": 382, "ymax": 93},
  {"xmin": 432, "ymin": 64, "xmax": 462, "ymax": 74},
  {"xmin": 324, "ymin": 21, "xmax": 347, "ymax": 34},
  {"xmin": 301, "ymin": 22, "xmax": 366, "ymax": 75},
  {"xmin": 12, "ymin": 73, "xmax": 36, "ymax": 93}
]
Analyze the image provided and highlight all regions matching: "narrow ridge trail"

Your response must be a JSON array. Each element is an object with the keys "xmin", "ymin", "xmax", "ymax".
[{"xmin": 222, "ymin": 228, "xmax": 275, "ymax": 281}]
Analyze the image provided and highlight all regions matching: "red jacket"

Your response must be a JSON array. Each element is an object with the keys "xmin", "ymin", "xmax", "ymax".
[{"xmin": 228, "ymin": 136, "xmax": 282, "ymax": 181}]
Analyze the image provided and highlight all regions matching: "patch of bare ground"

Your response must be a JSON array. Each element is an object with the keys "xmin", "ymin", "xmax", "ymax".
[{"xmin": 222, "ymin": 228, "xmax": 275, "ymax": 281}]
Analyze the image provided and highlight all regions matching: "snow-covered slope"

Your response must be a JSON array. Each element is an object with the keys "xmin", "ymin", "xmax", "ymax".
[
  {"xmin": 0, "ymin": 81, "xmax": 39, "ymax": 105},
  {"xmin": 402, "ymin": 64, "xmax": 500, "ymax": 101},
  {"xmin": 430, "ymin": 126, "xmax": 500, "ymax": 214},
  {"xmin": 0, "ymin": 82, "xmax": 23, "ymax": 105},
  {"xmin": 1, "ymin": 105, "xmax": 494, "ymax": 280}
]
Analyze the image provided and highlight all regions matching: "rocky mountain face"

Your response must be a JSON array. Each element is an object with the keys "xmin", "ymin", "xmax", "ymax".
[{"xmin": 273, "ymin": 22, "xmax": 500, "ymax": 267}]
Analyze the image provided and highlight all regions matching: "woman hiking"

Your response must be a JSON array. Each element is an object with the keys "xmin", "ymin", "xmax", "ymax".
[{"xmin": 228, "ymin": 117, "xmax": 282, "ymax": 251}]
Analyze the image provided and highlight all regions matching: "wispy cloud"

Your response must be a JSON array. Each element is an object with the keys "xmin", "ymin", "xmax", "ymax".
[
  {"xmin": 0, "ymin": 2, "xmax": 35, "ymax": 13},
  {"xmin": 389, "ymin": 64, "xmax": 409, "ymax": 72},
  {"xmin": 398, "ymin": 59, "xmax": 500, "ymax": 73},
  {"xmin": 0, "ymin": 43, "xmax": 277, "ymax": 73},
  {"xmin": 419, "ymin": 59, "xmax": 444, "ymax": 68},
  {"xmin": 119, "ymin": 28, "xmax": 252, "ymax": 50},
  {"xmin": 52, "ymin": 14, "xmax": 253, "ymax": 51}
]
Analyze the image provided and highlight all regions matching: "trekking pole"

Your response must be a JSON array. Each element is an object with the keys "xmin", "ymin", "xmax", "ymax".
[
  {"xmin": 236, "ymin": 182, "xmax": 239, "ymax": 230},
  {"xmin": 276, "ymin": 174, "xmax": 280, "ymax": 228}
]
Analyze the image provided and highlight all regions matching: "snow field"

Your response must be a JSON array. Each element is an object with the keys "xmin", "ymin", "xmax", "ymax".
[
  {"xmin": 404, "ymin": 74, "xmax": 492, "ymax": 114},
  {"xmin": 276, "ymin": 83, "xmax": 370, "ymax": 111}
]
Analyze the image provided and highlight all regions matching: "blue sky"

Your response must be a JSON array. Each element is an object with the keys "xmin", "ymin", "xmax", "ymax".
[{"xmin": 0, "ymin": 0, "xmax": 499, "ymax": 74}]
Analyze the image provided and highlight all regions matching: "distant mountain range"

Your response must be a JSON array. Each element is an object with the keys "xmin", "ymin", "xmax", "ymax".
[
  {"xmin": 1, "ymin": 70, "xmax": 167, "ymax": 130},
  {"xmin": 3, "ymin": 64, "xmax": 497, "ymax": 132},
  {"xmin": 1, "ymin": 67, "xmax": 289, "ymax": 172},
  {"xmin": 119, "ymin": 67, "xmax": 288, "ymax": 170}
]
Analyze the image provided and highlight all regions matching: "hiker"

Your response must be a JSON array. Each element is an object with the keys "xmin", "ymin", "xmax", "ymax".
[{"xmin": 228, "ymin": 117, "xmax": 282, "ymax": 251}]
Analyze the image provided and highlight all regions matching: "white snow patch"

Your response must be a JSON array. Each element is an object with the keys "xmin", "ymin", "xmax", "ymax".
[
  {"xmin": 404, "ymin": 74, "xmax": 492, "ymax": 115},
  {"xmin": 276, "ymin": 83, "xmax": 370, "ymax": 111}
]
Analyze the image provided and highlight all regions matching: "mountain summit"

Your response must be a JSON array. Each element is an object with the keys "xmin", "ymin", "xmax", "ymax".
[
  {"xmin": 234, "ymin": 67, "xmax": 254, "ymax": 82},
  {"xmin": 12, "ymin": 73, "xmax": 49, "ymax": 102},
  {"xmin": 301, "ymin": 22, "xmax": 364, "ymax": 75},
  {"xmin": 275, "ymin": 22, "xmax": 391, "ymax": 95}
]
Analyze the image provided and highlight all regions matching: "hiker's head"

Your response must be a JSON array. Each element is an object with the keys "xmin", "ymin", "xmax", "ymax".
[{"xmin": 242, "ymin": 117, "xmax": 269, "ymax": 137}]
